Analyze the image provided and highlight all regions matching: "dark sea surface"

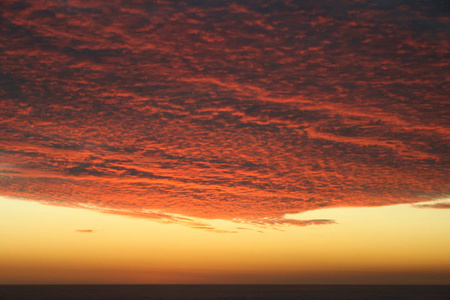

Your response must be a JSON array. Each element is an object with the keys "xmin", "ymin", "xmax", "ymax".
[{"xmin": 0, "ymin": 285, "xmax": 449, "ymax": 300}]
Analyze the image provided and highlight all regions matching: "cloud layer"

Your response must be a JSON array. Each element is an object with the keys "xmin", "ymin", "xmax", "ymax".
[{"xmin": 1, "ymin": 0, "xmax": 449, "ymax": 227}]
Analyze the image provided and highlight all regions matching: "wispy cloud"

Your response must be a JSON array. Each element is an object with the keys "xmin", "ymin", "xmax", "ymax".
[
  {"xmin": 0, "ymin": 0, "xmax": 448, "ymax": 228},
  {"xmin": 413, "ymin": 202, "xmax": 450, "ymax": 209}
]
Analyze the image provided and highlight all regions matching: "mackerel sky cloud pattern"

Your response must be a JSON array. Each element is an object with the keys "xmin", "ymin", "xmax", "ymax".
[{"xmin": 1, "ymin": 0, "xmax": 449, "ymax": 227}]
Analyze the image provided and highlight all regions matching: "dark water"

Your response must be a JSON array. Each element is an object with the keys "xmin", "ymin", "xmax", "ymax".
[{"xmin": 0, "ymin": 285, "xmax": 449, "ymax": 300}]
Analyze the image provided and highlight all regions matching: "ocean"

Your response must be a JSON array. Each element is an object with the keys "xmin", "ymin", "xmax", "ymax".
[{"xmin": 0, "ymin": 285, "xmax": 449, "ymax": 300}]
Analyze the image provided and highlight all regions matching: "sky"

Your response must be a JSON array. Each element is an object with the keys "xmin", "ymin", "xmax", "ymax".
[{"xmin": 0, "ymin": 0, "xmax": 449, "ymax": 284}]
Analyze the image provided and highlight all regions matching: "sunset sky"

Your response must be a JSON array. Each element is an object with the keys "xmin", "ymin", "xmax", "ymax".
[{"xmin": 1, "ymin": 0, "xmax": 449, "ymax": 284}]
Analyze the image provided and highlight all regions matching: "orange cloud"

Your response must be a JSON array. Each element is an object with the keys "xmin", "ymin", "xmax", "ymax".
[{"xmin": 0, "ymin": 0, "xmax": 448, "ymax": 228}]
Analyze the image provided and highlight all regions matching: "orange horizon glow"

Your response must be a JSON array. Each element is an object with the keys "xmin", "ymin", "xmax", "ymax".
[{"xmin": 1, "ymin": 196, "xmax": 449, "ymax": 284}]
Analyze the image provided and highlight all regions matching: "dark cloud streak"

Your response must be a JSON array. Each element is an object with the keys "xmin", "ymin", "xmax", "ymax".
[{"xmin": 413, "ymin": 202, "xmax": 450, "ymax": 209}]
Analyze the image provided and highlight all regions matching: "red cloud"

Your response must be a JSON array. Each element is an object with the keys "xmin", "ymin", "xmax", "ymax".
[{"xmin": 0, "ymin": 0, "xmax": 448, "ymax": 228}]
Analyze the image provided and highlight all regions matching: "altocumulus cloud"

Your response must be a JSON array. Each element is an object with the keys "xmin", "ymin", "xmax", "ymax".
[{"xmin": 0, "ymin": 0, "xmax": 449, "ymax": 228}]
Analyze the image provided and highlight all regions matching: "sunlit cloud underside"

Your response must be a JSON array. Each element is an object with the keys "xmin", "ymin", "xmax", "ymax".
[{"xmin": 0, "ymin": 0, "xmax": 449, "ymax": 228}]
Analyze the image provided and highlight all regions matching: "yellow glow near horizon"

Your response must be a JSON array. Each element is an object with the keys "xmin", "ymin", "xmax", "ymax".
[{"xmin": 0, "ymin": 196, "xmax": 449, "ymax": 284}]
